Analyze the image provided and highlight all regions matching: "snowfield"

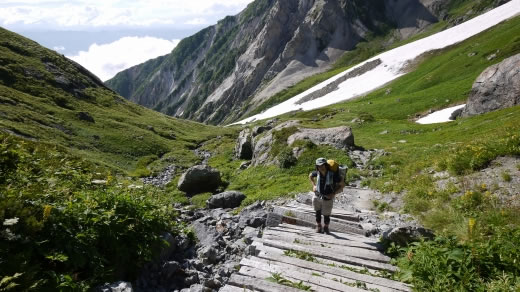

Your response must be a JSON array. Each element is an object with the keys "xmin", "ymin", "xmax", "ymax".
[
  {"xmin": 416, "ymin": 104, "xmax": 466, "ymax": 124},
  {"xmin": 233, "ymin": 0, "xmax": 520, "ymax": 125}
]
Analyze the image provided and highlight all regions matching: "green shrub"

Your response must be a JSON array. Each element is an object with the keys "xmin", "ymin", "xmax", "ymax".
[
  {"xmin": 501, "ymin": 171, "xmax": 512, "ymax": 182},
  {"xmin": 278, "ymin": 148, "xmax": 297, "ymax": 169},
  {"xmin": 0, "ymin": 134, "xmax": 183, "ymax": 290},
  {"xmin": 393, "ymin": 225, "xmax": 520, "ymax": 291}
]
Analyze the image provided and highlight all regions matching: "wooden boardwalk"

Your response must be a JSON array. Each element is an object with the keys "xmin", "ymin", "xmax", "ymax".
[{"xmin": 220, "ymin": 202, "xmax": 412, "ymax": 292}]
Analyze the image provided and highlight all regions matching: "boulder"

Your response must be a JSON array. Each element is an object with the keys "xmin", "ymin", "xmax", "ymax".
[
  {"xmin": 239, "ymin": 201, "xmax": 267, "ymax": 228},
  {"xmin": 449, "ymin": 108, "xmax": 463, "ymax": 120},
  {"xmin": 461, "ymin": 53, "xmax": 520, "ymax": 117},
  {"xmin": 207, "ymin": 191, "xmax": 246, "ymax": 209},
  {"xmin": 383, "ymin": 226, "xmax": 435, "ymax": 246},
  {"xmin": 178, "ymin": 165, "xmax": 221, "ymax": 195},
  {"xmin": 77, "ymin": 111, "xmax": 95, "ymax": 123},
  {"xmin": 287, "ymin": 126, "xmax": 355, "ymax": 149},
  {"xmin": 234, "ymin": 128, "xmax": 253, "ymax": 160}
]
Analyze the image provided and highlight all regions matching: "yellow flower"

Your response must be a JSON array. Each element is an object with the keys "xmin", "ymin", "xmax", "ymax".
[
  {"xmin": 468, "ymin": 218, "xmax": 476, "ymax": 236},
  {"xmin": 43, "ymin": 205, "xmax": 52, "ymax": 221}
]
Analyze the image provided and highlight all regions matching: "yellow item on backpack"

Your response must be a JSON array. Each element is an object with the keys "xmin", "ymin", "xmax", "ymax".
[{"xmin": 327, "ymin": 160, "xmax": 339, "ymax": 172}]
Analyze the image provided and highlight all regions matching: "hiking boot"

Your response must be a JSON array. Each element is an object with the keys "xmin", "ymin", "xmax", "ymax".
[
  {"xmin": 323, "ymin": 226, "xmax": 330, "ymax": 234},
  {"xmin": 316, "ymin": 225, "xmax": 323, "ymax": 233}
]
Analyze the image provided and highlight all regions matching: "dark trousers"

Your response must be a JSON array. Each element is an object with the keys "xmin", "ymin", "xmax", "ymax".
[{"xmin": 315, "ymin": 210, "xmax": 330, "ymax": 225}]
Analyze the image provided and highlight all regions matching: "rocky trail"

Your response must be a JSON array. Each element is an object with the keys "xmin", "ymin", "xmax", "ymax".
[{"xmin": 221, "ymin": 199, "xmax": 412, "ymax": 292}]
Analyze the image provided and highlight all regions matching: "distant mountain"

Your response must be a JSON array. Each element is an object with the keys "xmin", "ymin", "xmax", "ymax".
[
  {"xmin": 106, "ymin": 0, "xmax": 509, "ymax": 125},
  {"xmin": 0, "ymin": 27, "xmax": 226, "ymax": 173}
]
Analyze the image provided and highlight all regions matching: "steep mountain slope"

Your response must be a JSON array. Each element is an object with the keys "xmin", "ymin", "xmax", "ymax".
[
  {"xmin": 104, "ymin": 0, "xmax": 437, "ymax": 124},
  {"xmin": 0, "ymin": 27, "xmax": 230, "ymax": 173},
  {"xmin": 106, "ymin": 0, "xmax": 509, "ymax": 125},
  {"xmin": 235, "ymin": 0, "xmax": 520, "ymax": 124}
]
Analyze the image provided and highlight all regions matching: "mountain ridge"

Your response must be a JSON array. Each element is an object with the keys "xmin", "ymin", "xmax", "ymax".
[{"xmin": 106, "ymin": 0, "xmax": 509, "ymax": 125}]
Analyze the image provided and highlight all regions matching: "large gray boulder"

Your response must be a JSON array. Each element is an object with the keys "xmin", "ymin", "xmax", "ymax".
[
  {"xmin": 177, "ymin": 165, "xmax": 221, "ymax": 195},
  {"xmin": 234, "ymin": 129, "xmax": 253, "ymax": 160},
  {"xmin": 207, "ymin": 191, "xmax": 246, "ymax": 209},
  {"xmin": 383, "ymin": 226, "xmax": 435, "ymax": 246},
  {"xmin": 287, "ymin": 126, "xmax": 355, "ymax": 149},
  {"xmin": 461, "ymin": 53, "xmax": 520, "ymax": 117}
]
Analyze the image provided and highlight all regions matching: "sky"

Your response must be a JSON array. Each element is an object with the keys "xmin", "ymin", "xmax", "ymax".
[
  {"xmin": 0, "ymin": 0, "xmax": 254, "ymax": 81},
  {"xmin": 234, "ymin": 0, "xmax": 520, "ymax": 125}
]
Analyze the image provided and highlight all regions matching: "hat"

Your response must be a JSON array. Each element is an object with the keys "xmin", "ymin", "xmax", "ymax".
[{"xmin": 315, "ymin": 157, "xmax": 327, "ymax": 166}]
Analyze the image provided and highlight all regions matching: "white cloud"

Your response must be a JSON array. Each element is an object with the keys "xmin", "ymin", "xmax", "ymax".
[
  {"xmin": 67, "ymin": 36, "xmax": 179, "ymax": 81},
  {"xmin": 184, "ymin": 18, "xmax": 209, "ymax": 25},
  {"xmin": 53, "ymin": 46, "xmax": 65, "ymax": 51},
  {"xmin": 0, "ymin": 0, "xmax": 255, "ymax": 29}
]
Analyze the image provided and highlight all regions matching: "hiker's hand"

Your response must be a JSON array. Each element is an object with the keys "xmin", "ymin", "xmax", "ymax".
[{"xmin": 312, "ymin": 185, "xmax": 317, "ymax": 192}]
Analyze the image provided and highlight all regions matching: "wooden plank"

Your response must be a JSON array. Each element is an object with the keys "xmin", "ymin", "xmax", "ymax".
[
  {"xmin": 263, "ymin": 229, "xmax": 381, "ymax": 251},
  {"xmin": 239, "ymin": 266, "xmax": 340, "ymax": 292},
  {"xmin": 228, "ymin": 274, "xmax": 301, "ymax": 292},
  {"xmin": 286, "ymin": 202, "xmax": 361, "ymax": 222},
  {"xmin": 240, "ymin": 258, "xmax": 366, "ymax": 292},
  {"xmin": 267, "ymin": 226, "xmax": 378, "ymax": 246},
  {"xmin": 219, "ymin": 285, "xmax": 254, "ymax": 292},
  {"xmin": 252, "ymin": 241, "xmax": 382, "ymax": 276},
  {"xmin": 258, "ymin": 236, "xmax": 390, "ymax": 264},
  {"xmin": 252, "ymin": 248, "xmax": 411, "ymax": 291},
  {"xmin": 276, "ymin": 223, "xmax": 378, "ymax": 243},
  {"xmin": 242, "ymin": 256, "xmax": 402, "ymax": 292},
  {"xmin": 273, "ymin": 206, "xmax": 364, "ymax": 230},
  {"xmin": 262, "ymin": 233, "xmax": 390, "ymax": 262},
  {"xmin": 256, "ymin": 238, "xmax": 397, "ymax": 272}
]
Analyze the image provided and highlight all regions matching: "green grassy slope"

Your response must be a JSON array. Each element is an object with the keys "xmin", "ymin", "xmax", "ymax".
[{"xmin": 0, "ymin": 27, "xmax": 233, "ymax": 174}]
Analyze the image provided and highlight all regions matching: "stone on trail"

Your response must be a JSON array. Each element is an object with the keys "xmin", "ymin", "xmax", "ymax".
[
  {"xmin": 207, "ymin": 191, "xmax": 246, "ymax": 209},
  {"xmin": 177, "ymin": 165, "xmax": 221, "ymax": 195}
]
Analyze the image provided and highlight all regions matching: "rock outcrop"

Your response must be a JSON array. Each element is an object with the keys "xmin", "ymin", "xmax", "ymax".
[
  {"xmin": 383, "ymin": 226, "xmax": 435, "ymax": 246},
  {"xmin": 287, "ymin": 126, "xmax": 354, "ymax": 149},
  {"xmin": 207, "ymin": 191, "xmax": 246, "ymax": 209},
  {"xmin": 234, "ymin": 129, "xmax": 253, "ymax": 160},
  {"xmin": 461, "ymin": 53, "xmax": 520, "ymax": 117},
  {"xmin": 106, "ymin": 0, "xmax": 458, "ymax": 125},
  {"xmin": 237, "ymin": 120, "xmax": 355, "ymax": 166},
  {"xmin": 178, "ymin": 165, "xmax": 222, "ymax": 195}
]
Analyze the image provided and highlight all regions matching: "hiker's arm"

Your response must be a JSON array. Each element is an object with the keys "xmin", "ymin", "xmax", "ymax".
[{"xmin": 309, "ymin": 173, "xmax": 317, "ymax": 192}]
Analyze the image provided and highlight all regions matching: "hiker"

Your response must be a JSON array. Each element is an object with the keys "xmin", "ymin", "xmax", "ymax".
[{"xmin": 309, "ymin": 157, "xmax": 345, "ymax": 234}]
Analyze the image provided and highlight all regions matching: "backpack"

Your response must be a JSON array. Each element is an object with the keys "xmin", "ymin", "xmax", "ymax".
[{"xmin": 327, "ymin": 159, "xmax": 347, "ymax": 182}]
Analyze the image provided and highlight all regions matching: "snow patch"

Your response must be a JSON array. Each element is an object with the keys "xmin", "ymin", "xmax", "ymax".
[
  {"xmin": 232, "ymin": 0, "xmax": 520, "ymax": 125},
  {"xmin": 416, "ymin": 104, "xmax": 466, "ymax": 124}
]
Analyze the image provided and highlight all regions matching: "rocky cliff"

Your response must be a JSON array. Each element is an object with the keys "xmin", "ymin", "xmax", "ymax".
[{"xmin": 105, "ymin": 0, "xmax": 504, "ymax": 125}]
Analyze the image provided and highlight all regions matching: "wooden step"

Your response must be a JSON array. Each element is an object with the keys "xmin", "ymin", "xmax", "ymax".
[
  {"xmin": 271, "ymin": 223, "xmax": 379, "ymax": 244},
  {"xmin": 264, "ymin": 227, "xmax": 381, "ymax": 249},
  {"xmin": 255, "ymin": 237, "xmax": 397, "ymax": 272},
  {"xmin": 227, "ymin": 273, "xmax": 302, "ymax": 292},
  {"xmin": 262, "ymin": 232, "xmax": 389, "ymax": 261},
  {"xmin": 273, "ymin": 205, "xmax": 362, "ymax": 227},
  {"xmin": 251, "ymin": 241, "xmax": 382, "ymax": 275},
  {"xmin": 251, "ymin": 243, "xmax": 412, "ymax": 291},
  {"xmin": 243, "ymin": 256, "xmax": 408, "ymax": 292},
  {"xmin": 272, "ymin": 206, "xmax": 368, "ymax": 236},
  {"xmin": 240, "ymin": 258, "xmax": 367, "ymax": 292},
  {"xmin": 286, "ymin": 201, "xmax": 361, "ymax": 222}
]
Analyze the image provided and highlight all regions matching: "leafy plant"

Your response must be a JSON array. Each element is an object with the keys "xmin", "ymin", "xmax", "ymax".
[
  {"xmin": 501, "ymin": 171, "xmax": 512, "ymax": 182},
  {"xmin": 283, "ymin": 250, "xmax": 320, "ymax": 263},
  {"xmin": 266, "ymin": 272, "xmax": 313, "ymax": 291}
]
